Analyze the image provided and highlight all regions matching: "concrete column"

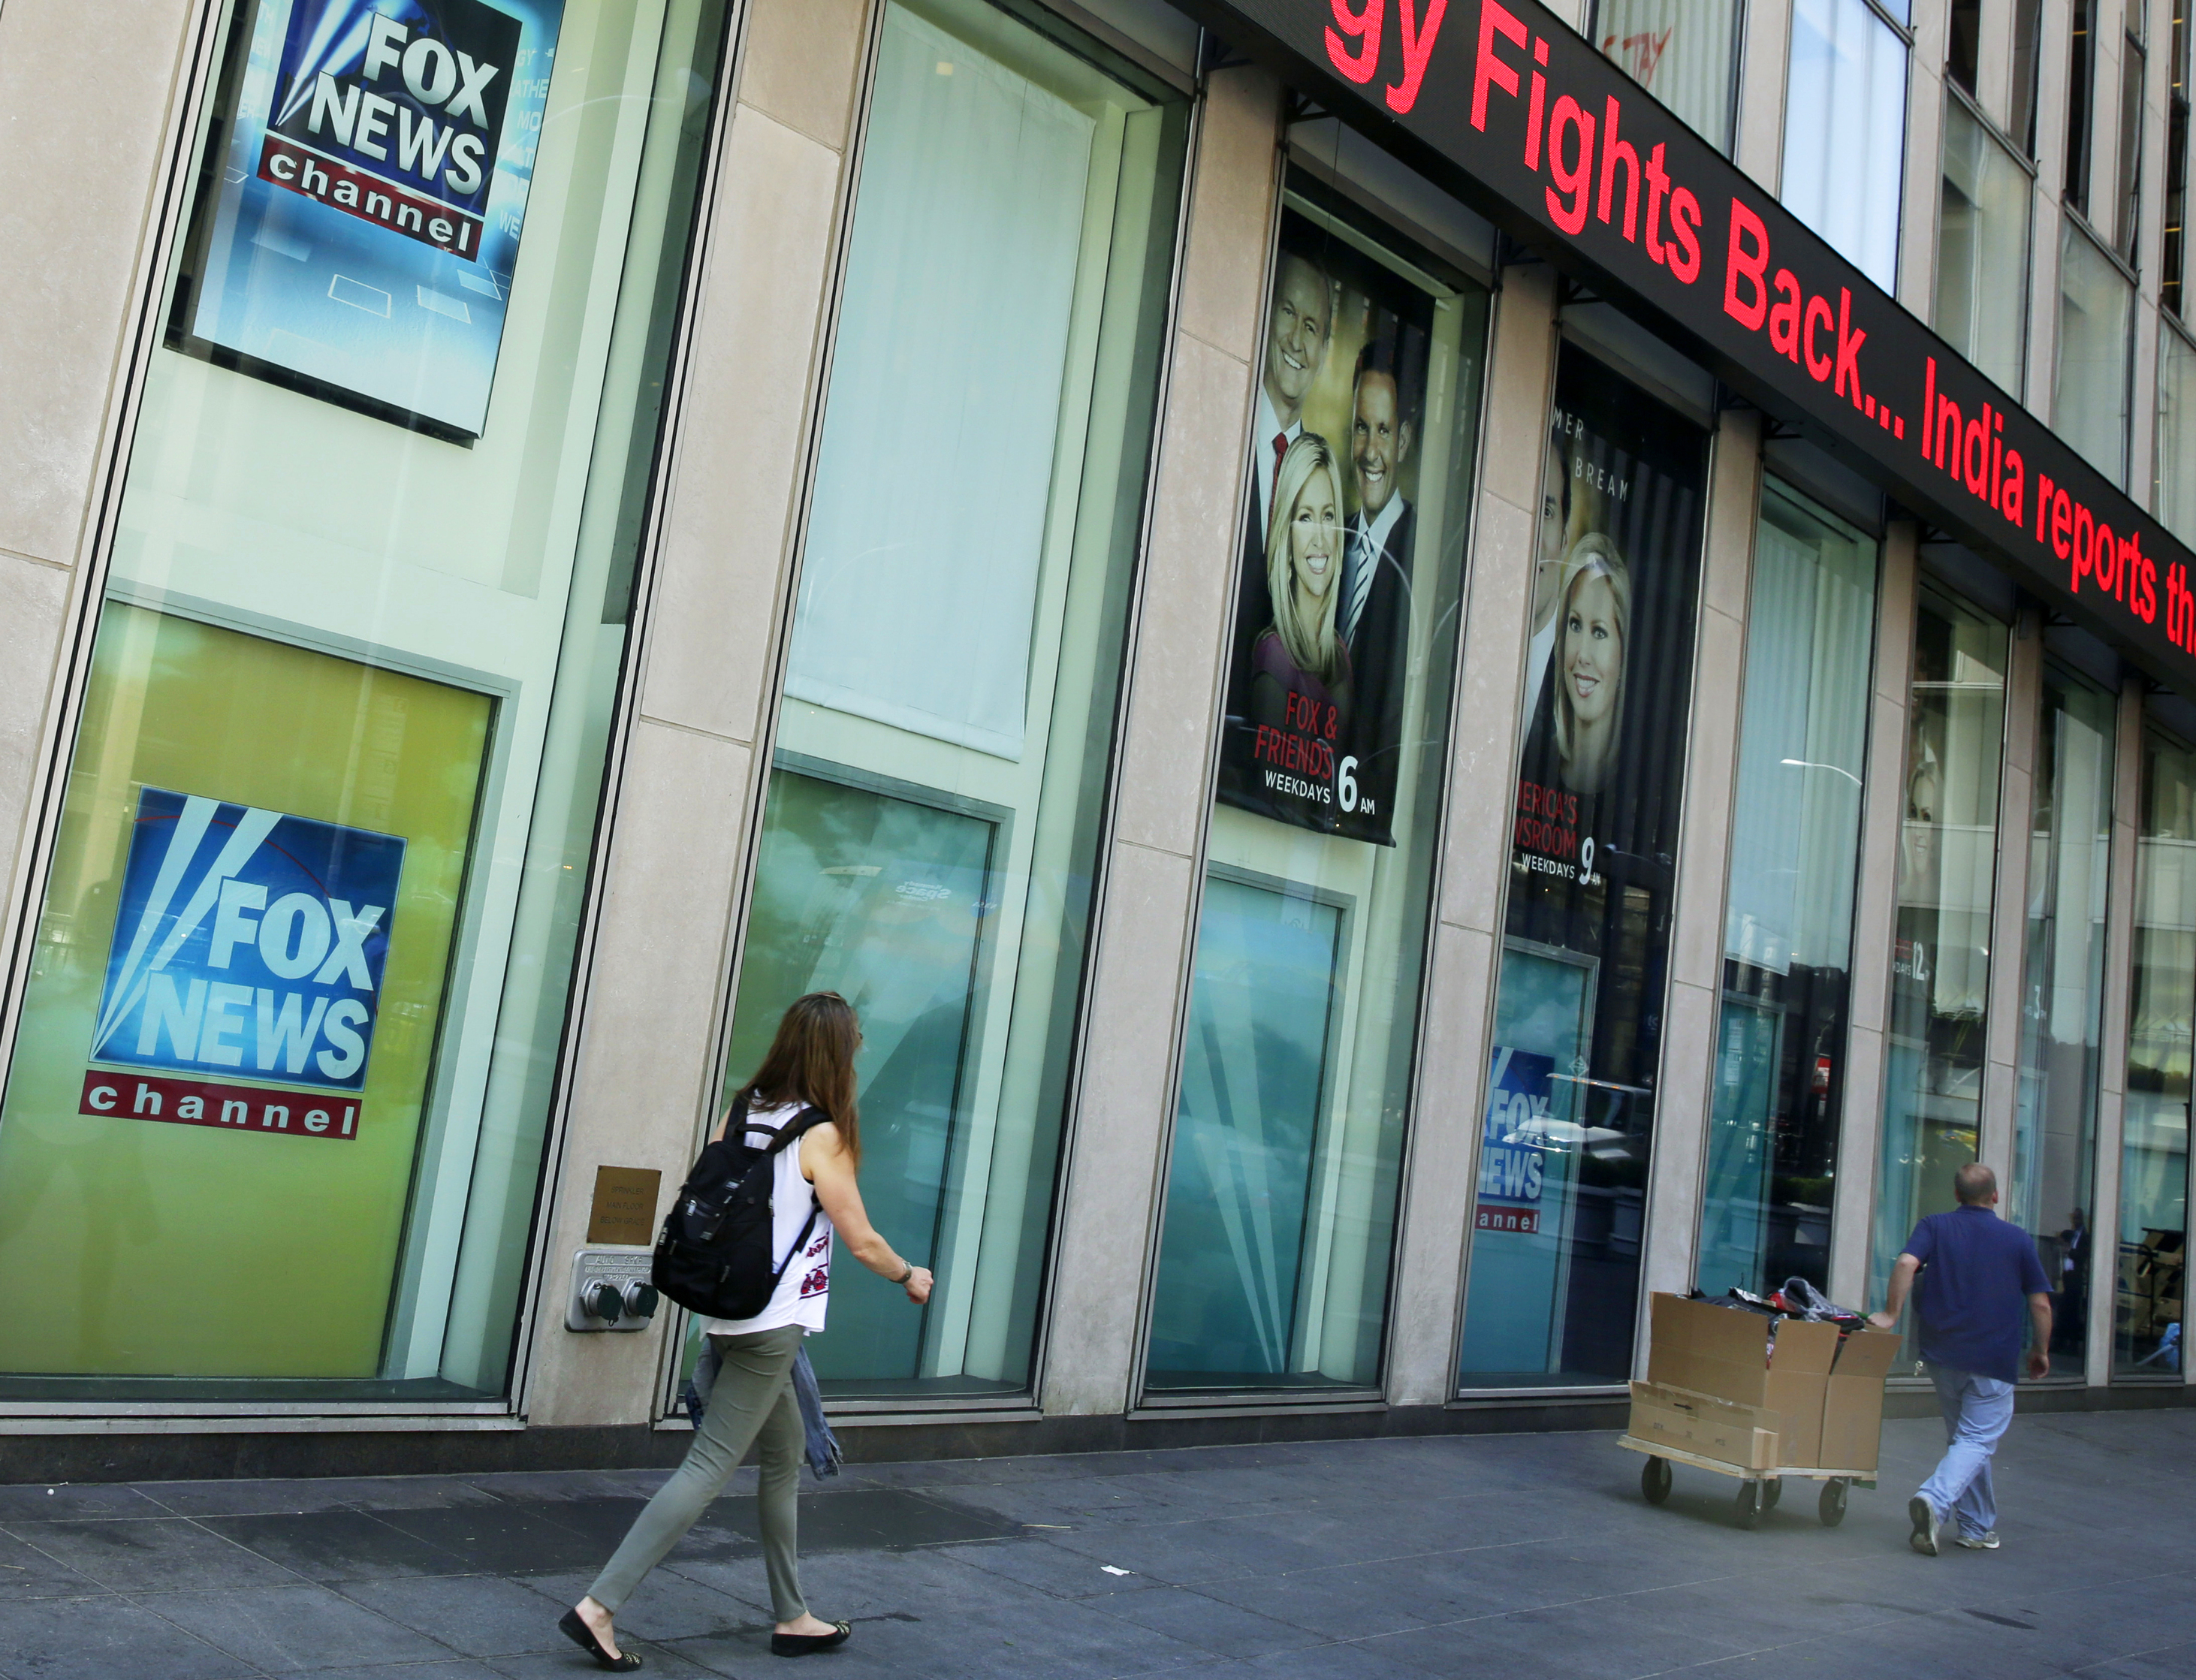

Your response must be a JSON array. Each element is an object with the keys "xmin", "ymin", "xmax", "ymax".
[
  {"xmin": 1735, "ymin": 0, "xmax": 1793, "ymax": 192},
  {"xmin": 2086, "ymin": 678, "xmax": 2143, "ymax": 1385},
  {"xmin": 526, "ymin": 0, "xmax": 876, "ymax": 1428},
  {"xmin": 1041, "ymin": 67, "xmax": 1283, "ymax": 1419},
  {"xmin": 1636, "ymin": 409, "xmax": 1763, "ymax": 1326},
  {"xmin": 0, "ymin": 0, "xmax": 205, "ymax": 991},
  {"xmin": 1978, "ymin": 606, "xmax": 2044, "ymax": 1191},
  {"xmin": 1829, "ymin": 520, "xmax": 1920, "ymax": 1308},
  {"xmin": 1901, "ymin": 0, "xmax": 1950, "ymax": 318},
  {"xmin": 1386, "ymin": 264, "xmax": 1559, "ymax": 1407}
]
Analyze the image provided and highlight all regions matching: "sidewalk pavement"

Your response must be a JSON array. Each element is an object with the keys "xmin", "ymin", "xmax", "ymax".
[{"xmin": 0, "ymin": 1405, "xmax": 2188, "ymax": 1680}]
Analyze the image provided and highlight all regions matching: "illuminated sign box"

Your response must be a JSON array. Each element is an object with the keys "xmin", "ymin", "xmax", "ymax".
[{"xmin": 1183, "ymin": 0, "xmax": 2196, "ymax": 693}]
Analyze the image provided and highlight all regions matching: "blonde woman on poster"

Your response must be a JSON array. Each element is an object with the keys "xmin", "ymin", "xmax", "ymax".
[
  {"xmin": 1251, "ymin": 433, "xmax": 1354, "ymax": 741},
  {"xmin": 1551, "ymin": 533, "xmax": 1631, "ymax": 795}
]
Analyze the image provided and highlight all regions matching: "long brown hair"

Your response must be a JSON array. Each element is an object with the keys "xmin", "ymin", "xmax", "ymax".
[{"xmin": 738, "ymin": 992, "xmax": 861, "ymax": 1164}]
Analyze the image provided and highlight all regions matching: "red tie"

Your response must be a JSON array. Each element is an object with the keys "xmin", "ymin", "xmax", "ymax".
[{"xmin": 1271, "ymin": 430, "xmax": 1287, "ymax": 509}]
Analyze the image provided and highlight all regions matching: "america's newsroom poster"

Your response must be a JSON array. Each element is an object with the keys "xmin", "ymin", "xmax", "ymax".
[
  {"xmin": 176, "ymin": 0, "xmax": 563, "ymax": 439},
  {"xmin": 1510, "ymin": 349, "xmax": 1706, "ymax": 920},
  {"xmin": 1216, "ymin": 211, "xmax": 1434, "ymax": 845}
]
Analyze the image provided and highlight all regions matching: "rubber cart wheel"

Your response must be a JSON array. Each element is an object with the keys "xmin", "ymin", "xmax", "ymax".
[
  {"xmin": 1819, "ymin": 1478, "xmax": 1849, "ymax": 1528},
  {"xmin": 1734, "ymin": 1480, "xmax": 1763, "ymax": 1530},
  {"xmin": 1762, "ymin": 1476, "xmax": 1783, "ymax": 1510},
  {"xmin": 1641, "ymin": 1455, "xmax": 1673, "ymax": 1506}
]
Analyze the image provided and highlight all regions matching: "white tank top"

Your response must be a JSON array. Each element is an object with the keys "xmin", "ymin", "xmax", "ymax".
[{"xmin": 698, "ymin": 1100, "xmax": 833, "ymax": 1337}]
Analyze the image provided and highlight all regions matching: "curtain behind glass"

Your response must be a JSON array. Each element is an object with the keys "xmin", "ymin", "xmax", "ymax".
[
  {"xmin": 1783, "ymin": 0, "xmax": 1909, "ymax": 292},
  {"xmin": 2014, "ymin": 665, "xmax": 2113, "ymax": 1380},
  {"xmin": 1937, "ymin": 98, "xmax": 2032, "ymax": 397},
  {"xmin": 2120, "ymin": 729, "xmax": 2195, "ymax": 1375},
  {"xmin": 2157, "ymin": 327, "xmax": 2196, "ymax": 544},
  {"xmin": 2056, "ymin": 222, "xmax": 2134, "ymax": 487},
  {"xmin": 1871, "ymin": 585, "xmax": 2008, "ymax": 1306},
  {"xmin": 1699, "ymin": 484, "xmax": 1876, "ymax": 1301},
  {"xmin": 1592, "ymin": 0, "xmax": 1739, "ymax": 150},
  {"xmin": 789, "ymin": 8, "xmax": 1094, "ymax": 761}
]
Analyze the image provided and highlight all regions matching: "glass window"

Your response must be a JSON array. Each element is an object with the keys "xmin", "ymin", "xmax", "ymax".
[
  {"xmin": 1697, "ymin": 484, "xmax": 1877, "ymax": 1301},
  {"xmin": 1783, "ymin": 0, "xmax": 1910, "ymax": 293},
  {"xmin": 1591, "ymin": 0, "xmax": 1740, "ymax": 150},
  {"xmin": 2166, "ymin": 0, "xmax": 2191, "ymax": 315},
  {"xmin": 2056, "ymin": 222, "xmax": 2135, "ymax": 487},
  {"xmin": 0, "ymin": 0, "xmax": 732, "ymax": 1398},
  {"xmin": 2119, "ymin": 728, "xmax": 2194, "ymax": 1376},
  {"xmin": 2011, "ymin": 0, "xmax": 2045, "ymax": 156},
  {"xmin": 1457, "ymin": 348, "xmax": 1709, "ymax": 1389},
  {"xmin": 2070, "ymin": 0, "xmax": 2098, "ymax": 209},
  {"xmin": 2014, "ymin": 665, "xmax": 2115, "ymax": 1379},
  {"xmin": 2117, "ymin": 29, "xmax": 2148, "ymax": 258},
  {"xmin": 1938, "ymin": 98, "xmax": 2033, "ymax": 397},
  {"xmin": 712, "ymin": 0, "xmax": 1188, "ymax": 1402},
  {"xmin": 1948, "ymin": 0, "xmax": 1980, "ymax": 94},
  {"xmin": 2158, "ymin": 326, "xmax": 2196, "ymax": 543},
  {"xmin": 1871, "ymin": 585, "xmax": 2008, "ymax": 1308},
  {"xmin": 1142, "ymin": 186, "xmax": 1489, "ymax": 1396}
]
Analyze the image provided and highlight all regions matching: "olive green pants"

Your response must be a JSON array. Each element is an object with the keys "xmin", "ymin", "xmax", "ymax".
[{"xmin": 586, "ymin": 1323, "xmax": 807, "ymax": 1621}]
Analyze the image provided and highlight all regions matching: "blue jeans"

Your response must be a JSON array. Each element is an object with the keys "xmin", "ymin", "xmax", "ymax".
[{"xmin": 1918, "ymin": 1363, "xmax": 2016, "ymax": 1537}]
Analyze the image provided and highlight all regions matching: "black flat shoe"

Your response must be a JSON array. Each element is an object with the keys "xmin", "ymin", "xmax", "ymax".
[
  {"xmin": 771, "ymin": 1620, "xmax": 852, "ymax": 1657},
  {"xmin": 560, "ymin": 1606, "xmax": 644, "ymax": 1670}
]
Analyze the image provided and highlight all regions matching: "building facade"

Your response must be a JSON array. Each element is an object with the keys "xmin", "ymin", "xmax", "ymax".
[{"xmin": 0, "ymin": 0, "xmax": 2188, "ymax": 1479}]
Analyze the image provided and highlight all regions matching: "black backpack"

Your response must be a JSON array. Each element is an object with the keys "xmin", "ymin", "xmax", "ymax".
[{"xmin": 652, "ymin": 1096, "xmax": 829, "ymax": 1321}]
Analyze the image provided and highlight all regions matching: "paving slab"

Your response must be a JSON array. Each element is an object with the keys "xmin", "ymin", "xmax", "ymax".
[{"xmin": 0, "ymin": 1406, "xmax": 2186, "ymax": 1678}]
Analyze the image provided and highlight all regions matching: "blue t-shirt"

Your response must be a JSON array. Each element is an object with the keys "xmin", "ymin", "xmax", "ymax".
[{"xmin": 1905, "ymin": 1206, "xmax": 2053, "ymax": 1382}]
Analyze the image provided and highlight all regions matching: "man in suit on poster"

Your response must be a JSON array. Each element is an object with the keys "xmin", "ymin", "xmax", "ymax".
[
  {"xmin": 1234, "ymin": 252, "xmax": 1336, "ymax": 694},
  {"xmin": 1338, "ymin": 338, "xmax": 1417, "ymax": 836}
]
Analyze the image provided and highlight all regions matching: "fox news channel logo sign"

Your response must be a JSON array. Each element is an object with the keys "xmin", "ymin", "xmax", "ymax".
[
  {"xmin": 188, "ymin": 0, "xmax": 563, "ymax": 439},
  {"xmin": 89, "ymin": 788, "xmax": 404, "ymax": 1095},
  {"xmin": 262, "ymin": 0, "xmax": 523, "ymax": 255},
  {"xmin": 1478, "ymin": 1045, "xmax": 1552, "ymax": 1233}
]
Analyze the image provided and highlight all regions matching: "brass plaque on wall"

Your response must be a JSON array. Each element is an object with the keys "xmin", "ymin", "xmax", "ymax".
[{"xmin": 586, "ymin": 1166, "xmax": 662, "ymax": 1245}]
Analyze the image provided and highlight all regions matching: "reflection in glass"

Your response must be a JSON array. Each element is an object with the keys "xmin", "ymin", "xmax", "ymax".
[
  {"xmin": 2014, "ymin": 667, "xmax": 2114, "ymax": 1378},
  {"xmin": 1871, "ymin": 587, "xmax": 2007, "ymax": 1306},
  {"xmin": 1698, "ymin": 486, "xmax": 1876, "ymax": 1299},
  {"xmin": 1591, "ymin": 0, "xmax": 1741, "ymax": 149},
  {"xmin": 1461, "ymin": 945, "xmax": 1596, "ymax": 1373},
  {"xmin": 0, "ymin": 0, "xmax": 733, "ymax": 1399},
  {"xmin": 2155, "ymin": 327, "xmax": 2196, "ymax": 546},
  {"xmin": 2056, "ymin": 222, "xmax": 2134, "ymax": 487},
  {"xmin": 713, "ymin": 0, "xmax": 1188, "ymax": 1400},
  {"xmin": 1938, "ymin": 98, "xmax": 2032, "ymax": 398},
  {"xmin": 1145, "ymin": 184, "xmax": 1488, "ymax": 1395},
  {"xmin": 2119, "ymin": 730, "xmax": 2194, "ymax": 1375},
  {"xmin": 1148, "ymin": 876, "xmax": 1344, "ymax": 1384}
]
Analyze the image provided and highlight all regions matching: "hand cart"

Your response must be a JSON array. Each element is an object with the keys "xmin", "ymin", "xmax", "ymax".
[{"xmin": 1617, "ymin": 1433, "xmax": 1875, "ymax": 1528}]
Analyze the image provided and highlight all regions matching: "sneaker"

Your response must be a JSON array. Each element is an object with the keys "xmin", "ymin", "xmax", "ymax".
[
  {"xmin": 1954, "ymin": 1531, "xmax": 2001, "ymax": 1550},
  {"xmin": 1908, "ymin": 1495, "xmax": 1941, "ymax": 1556}
]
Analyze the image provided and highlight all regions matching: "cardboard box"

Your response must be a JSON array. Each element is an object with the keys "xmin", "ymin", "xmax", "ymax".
[
  {"xmin": 1626, "ymin": 1380, "xmax": 1779, "ymax": 1470},
  {"xmin": 1818, "ymin": 1326, "xmax": 1900, "ymax": 1473},
  {"xmin": 1647, "ymin": 1292, "xmax": 1836, "ymax": 1467}
]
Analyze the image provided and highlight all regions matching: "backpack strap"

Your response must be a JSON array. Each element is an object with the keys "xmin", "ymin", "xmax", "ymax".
[
  {"xmin": 759, "ymin": 1107, "xmax": 831, "ymax": 1281},
  {"xmin": 753, "ymin": 1104, "xmax": 830, "ymax": 1157}
]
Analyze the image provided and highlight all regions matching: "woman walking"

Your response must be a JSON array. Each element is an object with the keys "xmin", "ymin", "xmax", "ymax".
[{"xmin": 562, "ymin": 993, "xmax": 933, "ymax": 1669}]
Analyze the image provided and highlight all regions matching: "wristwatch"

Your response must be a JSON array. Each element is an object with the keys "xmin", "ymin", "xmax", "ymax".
[{"xmin": 895, "ymin": 1262, "xmax": 914, "ymax": 1284}]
